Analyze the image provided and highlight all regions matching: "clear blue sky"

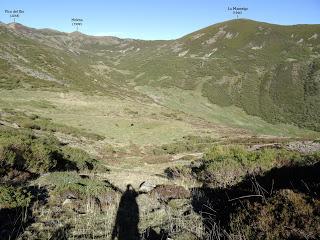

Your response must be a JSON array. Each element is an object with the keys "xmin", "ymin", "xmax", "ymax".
[{"xmin": 0, "ymin": 0, "xmax": 319, "ymax": 39}]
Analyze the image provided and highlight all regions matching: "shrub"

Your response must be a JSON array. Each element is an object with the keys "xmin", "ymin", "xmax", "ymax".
[
  {"xmin": 0, "ymin": 127, "xmax": 61, "ymax": 173},
  {"xmin": 301, "ymin": 151, "xmax": 320, "ymax": 165},
  {"xmin": 27, "ymin": 142, "xmax": 59, "ymax": 173},
  {"xmin": 153, "ymin": 135, "xmax": 217, "ymax": 155},
  {"xmin": 61, "ymin": 147, "xmax": 98, "ymax": 171},
  {"xmin": 0, "ymin": 145, "xmax": 17, "ymax": 168},
  {"xmin": 0, "ymin": 126, "xmax": 98, "ymax": 175},
  {"xmin": 164, "ymin": 166, "xmax": 192, "ymax": 179},
  {"xmin": 198, "ymin": 145, "xmax": 304, "ymax": 186},
  {"xmin": 39, "ymin": 172, "xmax": 113, "ymax": 199},
  {"xmin": 229, "ymin": 189, "xmax": 320, "ymax": 239},
  {"xmin": 0, "ymin": 185, "xmax": 31, "ymax": 209},
  {"xmin": 203, "ymin": 145, "xmax": 249, "ymax": 163}
]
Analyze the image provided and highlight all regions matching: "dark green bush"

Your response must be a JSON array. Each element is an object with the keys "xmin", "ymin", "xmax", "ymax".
[
  {"xmin": 27, "ymin": 142, "xmax": 59, "ymax": 173},
  {"xmin": 198, "ymin": 145, "xmax": 303, "ymax": 186},
  {"xmin": 0, "ymin": 126, "xmax": 98, "ymax": 174},
  {"xmin": 61, "ymin": 146, "xmax": 97, "ymax": 171},
  {"xmin": 0, "ymin": 185, "xmax": 31, "ymax": 209},
  {"xmin": 229, "ymin": 189, "xmax": 320, "ymax": 239}
]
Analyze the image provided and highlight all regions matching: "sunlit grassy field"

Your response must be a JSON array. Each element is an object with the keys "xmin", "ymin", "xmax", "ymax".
[{"xmin": 1, "ymin": 88, "xmax": 318, "ymax": 149}]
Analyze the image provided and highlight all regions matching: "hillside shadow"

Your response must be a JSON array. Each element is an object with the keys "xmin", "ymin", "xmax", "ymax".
[
  {"xmin": 191, "ymin": 161, "xmax": 320, "ymax": 237},
  {"xmin": 53, "ymin": 152, "xmax": 79, "ymax": 172},
  {"xmin": 0, "ymin": 186, "xmax": 49, "ymax": 240},
  {"xmin": 112, "ymin": 184, "xmax": 140, "ymax": 240},
  {"xmin": 141, "ymin": 227, "xmax": 169, "ymax": 240},
  {"xmin": 1, "ymin": 151, "xmax": 79, "ymax": 185},
  {"xmin": 0, "ymin": 207, "xmax": 28, "ymax": 239}
]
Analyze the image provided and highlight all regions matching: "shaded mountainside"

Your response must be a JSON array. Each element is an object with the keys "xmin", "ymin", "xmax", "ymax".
[{"xmin": 0, "ymin": 19, "xmax": 320, "ymax": 131}]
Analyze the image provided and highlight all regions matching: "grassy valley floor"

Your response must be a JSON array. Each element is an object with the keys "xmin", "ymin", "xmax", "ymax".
[{"xmin": 0, "ymin": 87, "xmax": 319, "ymax": 239}]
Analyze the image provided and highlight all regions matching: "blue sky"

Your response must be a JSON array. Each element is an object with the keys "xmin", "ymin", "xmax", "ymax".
[{"xmin": 0, "ymin": 0, "xmax": 319, "ymax": 39}]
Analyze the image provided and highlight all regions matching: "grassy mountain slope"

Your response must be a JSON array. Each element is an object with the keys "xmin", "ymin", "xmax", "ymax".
[
  {"xmin": 1, "ymin": 19, "xmax": 320, "ymax": 240},
  {"xmin": 0, "ymin": 19, "xmax": 320, "ymax": 132},
  {"xmin": 119, "ymin": 19, "xmax": 320, "ymax": 131}
]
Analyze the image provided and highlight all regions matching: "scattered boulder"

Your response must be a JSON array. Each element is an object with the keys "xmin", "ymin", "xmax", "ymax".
[
  {"xmin": 12, "ymin": 122, "xmax": 20, "ymax": 129},
  {"xmin": 139, "ymin": 181, "xmax": 156, "ymax": 193},
  {"xmin": 0, "ymin": 120, "xmax": 20, "ymax": 128},
  {"xmin": 150, "ymin": 185, "xmax": 191, "ymax": 202},
  {"xmin": 61, "ymin": 190, "xmax": 79, "ymax": 200},
  {"xmin": 62, "ymin": 199, "xmax": 73, "ymax": 207},
  {"xmin": 286, "ymin": 141, "xmax": 320, "ymax": 154}
]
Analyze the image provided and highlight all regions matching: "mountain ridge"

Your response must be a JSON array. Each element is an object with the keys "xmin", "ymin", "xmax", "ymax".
[
  {"xmin": 0, "ymin": 19, "xmax": 319, "ymax": 131},
  {"xmin": 2, "ymin": 19, "xmax": 320, "ymax": 40}
]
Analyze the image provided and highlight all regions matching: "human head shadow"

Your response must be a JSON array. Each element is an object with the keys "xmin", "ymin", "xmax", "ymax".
[
  {"xmin": 112, "ymin": 184, "xmax": 140, "ymax": 240},
  {"xmin": 191, "ymin": 161, "xmax": 320, "ymax": 238}
]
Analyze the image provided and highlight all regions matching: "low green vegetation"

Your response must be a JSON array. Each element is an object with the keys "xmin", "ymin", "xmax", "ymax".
[
  {"xmin": 0, "ymin": 124, "xmax": 100, "ymax": 177},
  {"xmin": 137, "ymin": 86, "xmax": 319, "ymax": 138},
  {"xmin": 198, "ymin": 145, "xmax": 319, "ymax": 186},
  {"xmin": 167, "ymin": 144, "xmax": 320, "ymax": 187},
  {"xmin": 0, "ymin": 185, "xmax": 31, "ymax": 209},
  {"xmin": 1, "ymin": 19, "xmax": 320, "ymax": 133},
  {"xmin": 164, "ymin": 165, "xmax": 193, "ymax": 180},
  {"xmin": 0, "ymin": 19, "xmax": 319, "ymax": 239},
  {"xmin": 153, "ymin": 135, "xmax": 217, "ymax": 155},
  {"xmin": 0, "ymin": 58, "xmax": 61, "ymax": 91},
  {"xmin": 229, "ymin": 189, "xmax": 320, "ymax": 239},
  {"xmin": 0, "ymin": 126, "xmax": 61, "ymax": 174},
  {"xmin": 1, "ymin": 109, "xmax": 105, "ymax": 141},
  {"xmin": 35, "ymin": 172, "xmax": 113, "ymax": 199},
  {"xmin": 61, "ymin": 147, "xmax": 98, "ymax": 171}
]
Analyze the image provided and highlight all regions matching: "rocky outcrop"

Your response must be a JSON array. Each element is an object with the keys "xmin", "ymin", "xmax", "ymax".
[
  {"xmin": 139, "ymin": 181, "xmax": 156, "ymax": 193},
  {"xmin": 150, "ymin": 185, "xmax": 190, "ymax": 202}
]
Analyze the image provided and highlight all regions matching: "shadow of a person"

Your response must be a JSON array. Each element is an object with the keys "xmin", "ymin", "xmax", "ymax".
[{"xmin": 112, "ymin": 184, "xmax": 140, "ymax": 240}]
